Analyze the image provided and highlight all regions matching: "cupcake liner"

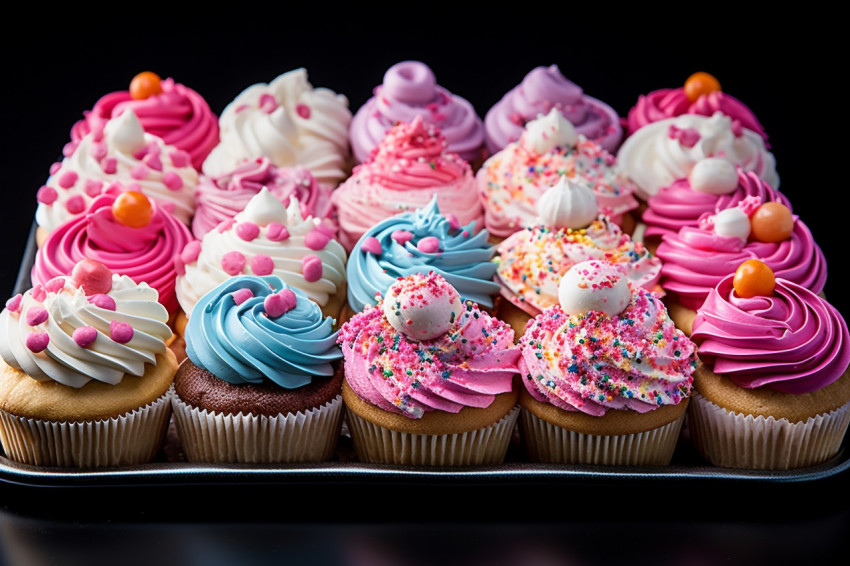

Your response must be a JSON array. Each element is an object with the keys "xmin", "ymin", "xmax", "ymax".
[
  {"xmin": 519, "ymin": 407, "xmax": 686, "ymax": 466},
  {"xmin": 171, "ymin": 394, "xmax": 344, "ymax": 464},
  {"xmin": 0, "ymin": 387, "xmax": 174, "ymax": 468},
  {"xmin": 687, "ymin": 392, "xmax": 850, "ymax": 470},
  {"xmin": 345, "ymin": 405, "xmax": 520, "ymax": 467}
]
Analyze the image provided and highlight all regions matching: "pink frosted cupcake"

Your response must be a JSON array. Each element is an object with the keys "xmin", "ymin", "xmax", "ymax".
[
  {"xmin": 333, "ymin": 116, "xmax": 483, "ymax": 251},
  {"xmin": 69, "ymin": 71, "xmax": 220, "ymax": 171}
]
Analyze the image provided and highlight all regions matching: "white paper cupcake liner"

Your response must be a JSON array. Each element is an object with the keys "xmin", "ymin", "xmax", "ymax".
[
  {"xmin": 687, "ymin": 392, "xmax": 850, "ymax": 470},
  {"xmin": 519, "ymin": 408, "xmax": 686, "ymax": 466},
  {"xmin": 0, "ymin": 387, "xmax": 174, "ymax": 469},
  {"xmin": 171, "ymin": 394, "xmax": 344, "ymax": 464},
  {"xmin": 345, "ymin": 405, "xmax": 520, "ymax": 467}
]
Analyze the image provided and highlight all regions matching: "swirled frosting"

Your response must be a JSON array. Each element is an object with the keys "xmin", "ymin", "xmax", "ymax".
[
  {"xmin": 185, "ymin": 274, "xmax": 342, "ymax": 389},
  {"xmin": 337, "ymin": 272, "xmax": 519, "ymax": 419},
  {"xmin": 333, "ymin": 116, "xmax": 483, "ymax": 250},
  {"xmin": 176, "ymin": 187, "xmax": 346, "ymax": 316},
  {"xmin": 0, "ymin": 272, "xmax": 172, "ymax": 388},
  {"xmin": 192, "ymin": 157, "xmax": 335, "ymax": 239},
  {"xmin": 691, "ymin": 275, "xmax": 849, "ymax": 394},
  {"xmin": 616, "ymin": 112, "xmax": 779, "ymax": 199},
  {"xmin": 484, "ymin": 64, "xmax": 622, "ymax": 155},
  {"xmin": 349, "ymin": 60, "xmax": 485, "ymax": 164},
  {"xmin": 32, "ymin": 191, "xmax": 194, "ymax": 314},
  {"xmin": 643, "ymin": 167, "xmax": 792, "ymax": 240},
  {"xmin": 519, "ymin": 285, "xmax": 697, "ymax": 416},
  {"xmin": 69, "ymin": 76, "xmax": 220, "ymax": 170},
  {"xmin": 346, "ymin": 196, "xmax": 499, "ymax": 313},
  {"xmin": 36, "ymin": 110, "xmax": 198, "ymax": 234},
  {"xmin": 477, "ymin": 109, "xmax": 639, "ymax": 238},
  {"xmin": 201, "ymin": 68, "xmax": 352, "ymax": 187}
]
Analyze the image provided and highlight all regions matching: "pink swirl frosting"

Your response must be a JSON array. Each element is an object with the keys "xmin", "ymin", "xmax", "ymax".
[
  {"xmin": 192, "ymin": 158, "xmax": 335, "ymax": 239},
  {"xmin": 643, "ymin": 169, "xmax": 792, "ymax": 239},
  {"xmin": 31, "ymin": 191, "xmax": 194, "ymax": 314},
  {"xmin": 484, "ymin": 65, "xmax": 622, "ymax": 155},
  {"xmin": 69, "ymin": 77, "xmax": 220, "ymax": 170},
  {"xmin": 691, "ymin": 275, "xmax": 849, "ymax": 394},
  {"xmin": 333, "ymin": 116, "xmax": 483, "ymax": 250},
  {"xmin": 626, "ymin": 87, "xmax": 768, "ymax": 143},
  {"xmin": 349, "ymin": 61, "xmax": 485, "ymax": 164}
]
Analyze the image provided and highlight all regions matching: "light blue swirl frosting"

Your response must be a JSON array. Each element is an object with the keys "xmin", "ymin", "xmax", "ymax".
[
  {"xmin": 185, "ymin": 274, "xmax": 342, "ymax": 388},
  {"xmin": 346, "ymin": 196, "xmax": 500, "ymax": 313}
]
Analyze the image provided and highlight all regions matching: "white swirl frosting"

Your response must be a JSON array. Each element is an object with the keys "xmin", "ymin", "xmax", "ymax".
[
  {"xmin": 0, "ymin": 275, "xmax": 172, "ymax": 389},
  {"xmin": 201, "ymin": 68, "xmax": 353, "ymax": 187}
]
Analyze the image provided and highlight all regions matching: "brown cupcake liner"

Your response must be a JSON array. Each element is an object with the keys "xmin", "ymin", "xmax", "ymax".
[
  {"xmin": 345, "ymin": 404, "xmax": 520, "ymax": 467},
  {"xmin": 171, "ymin": 394, "xmax": 344, "ymax": 464},
  {"xmin": 0, "ymin": 387, "xmax": 174, "ymax": 468},
  {"xmin": 687, "ymin": 392, "xmax": 850, "ymax": 470}
]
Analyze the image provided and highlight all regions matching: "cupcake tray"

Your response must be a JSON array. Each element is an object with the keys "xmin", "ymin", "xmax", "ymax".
[{"xmin": 3, "ymin": 224, "xmax": 849, "ymax": 503}]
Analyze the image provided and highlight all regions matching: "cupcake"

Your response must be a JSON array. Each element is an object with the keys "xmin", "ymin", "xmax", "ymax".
[
  {"xmin": 349, "ymin": 60, "xmax": 486, "ymax": 167},
  {"xmin": 494, "ymin": 176, "xmax": 662, "ymax": 337},
  {"xmin": 337, "ymin": 272, "xmax": 521, "ymax": 467},
  {"xmin": 0, "ymin": 260, "xmax": 177, "ymax": 468},
  {"xmin": 191, "ymin": 157, "xmax": 336, "ymax": 239},
  {"xmin": 484, "ymin": 64, "xmax": 622, "ymax": 155},
  {"xmin": 69, "ymin": 71, "xmax": 220, "ymax": 171},
  {"xmin": 333, "ymin": 115, "xmax": 484, "ymax": 251},
  {"xmin": 171, "ymin": 274, "xmax": 344, "ymax": 464},
  {"xmin": 518, "ymin": 260, "xmax": 698, "ymax": 466},
  {"xmin": 35, "ymin": 109, "xmax": 198, "ymax": 245},
  {"xmin": 687, "ymin": 260, "xmax": 850, "ymax": 469},
  {"xmin": 477, "ymin": 108, "xmax": 639, "ymax": 241},
  {"xmin": 616, "ymin": 112, "xmax": 779, "ymax": 201},
  {"xmin": 201, "ymin": 68, "xmax": 352, "ymax": 188},
  {"xmin": 655, "ymin": 197, "xmax": 826, "ymax": 335},
  {"xmin": 175, "ymin": 187, "xmax": 347, "ymax": 323},
  {"xmin": 625, "ymin": 72, "xmax": 769, "ymax": 144},
  {"xmin": 344, "ymin": 195, "xmax": 499, "ymax": 319}
]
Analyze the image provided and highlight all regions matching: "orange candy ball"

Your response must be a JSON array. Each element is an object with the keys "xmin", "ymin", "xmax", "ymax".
[
  {"xmin": 112, "ymin": 191, "xmax": 153, "ymax": 228},
  {"xmin": 733, "ymin": 259, "xmax": 775, "ymax": 298},
  {"xmin": 684, "ymin": 72, "xmax": 721, "ymax": 102},
  {"xmin": 129, "ymin": 71, "xmax": 163, "ymax": 100},
  {"xmin": 750, "ymin": 202, "xmax": 794, "ymax": 243}
]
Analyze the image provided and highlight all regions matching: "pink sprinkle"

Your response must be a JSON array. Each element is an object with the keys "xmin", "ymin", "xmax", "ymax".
[
  {"xmin": 265, "ymin": 288, "xmax": 297, "ymax": 317},
  {"xmin": 251, "ymin": 254, "xmax": 275, "ymax": 275},
  {"xmin": 91, "ymin": 141, "xmax": 107, "ymax": 160},
  {"xmin": 391, "ymin": 230, "xmax": 414, "ymax": 245},
  {"xmin": 89, "ymin": 294, "xmax": 116, "ymax": 310},
  {"xmin": 26, "ymin": 332, "xmax": 49, "ymax": 353},
  {"xmin": 305, "ymin": 230, "xmax": 330, "ymax": 250},
  {"xmin": 143, "ymin": 153, "xmax": 163, "ymax": 172},
  {"xmin": 66, "ymin": 195, "xmax": 86, "ymax": 214},
  {"xmin": 462, "ymin": 230, "xmax": 469, "ymax": 237},
  {"xmin": 446, "ymin": 213, "xmax": 460, "ymax": 231},
  {"xmin": 36, "ymin": 185, "xmax": 58, "ymax": 205},
  {"xmin": 72, "ymin": 326, "xmax": 97, "ymax": 348},
  {"xmin": 296, "ymin": 103, "xmax": 311, "ymax": 119},
  {"xmin": 677, "ymin": 128, "xmax": 701, "ymax": 148},
  {"xmin": 259, "ymin": 93, "xmax": 278, "ymax": 114},
  {"xmin": 170, "ymin": 150, "xmax": 191, "ymax": 168},
  {"xmin": 101, "ymin": 157, "xmax": 117, "ymax": 174},
  {"xmin": 417, "ymin": 236, "xmax": 440, "ymax": 253},
  {"xmin": 26, "ymin": 306, "xmax": 48, "ymax": 326},
  {"xmin": 302, "ymin": 255, "xmax": 323, "ymax": 282},
  {"xmin": 731, "ymin": 120, "xmax": 744, "ymax": 137},
  {"xmin": 174, "ymin": 256, "xmax": 185, "ymax": 276},
  {"xmin": 221, "ymin": 251, "xmax": 246, "ymax": 276},
  {"xmin": 234, "ymin": 103, "xmax": 250, "ymax": 114},
  {"xmin": 5, "ymin": 294, "xmax": 22, "ymax": 312},
  {"xmin": 163, "ymin": 171, "xmax": 183, "ymax": 191},
  {"xmin": 49, "ymin": 162, "xmax": 62, "ymax": 175},
  {"xmin": 216, "ymin": 218, "xmax": 236, "ymax": 233},
  {"xmin": 58, "ymin": 170, "xmax": 78, "ymax": 189},
  {"xmin": 180, "ymin": 240, "xmax": 202, "ymax": 264},
  {"xmin": 104, "ymin": 181, "xmax": 124, "ymax": 196},
  {"xmin": 361, "ymin": 236, "xmax": 382, "ymax": 255},
  {"xmin": 161, "ymin": 200, "xmax": 176, "ymax": 214},
  {"xmin": 110, "ymin": 320, "xmax": 134, "ymax": 344},
  {"xmin": 267, "ymin": 222, "xmax": 290, "ymax": 241},
  {"xmin": 83, "ymin": 179, "xmax": 104, "ymax": 197},
  {"xmin": 130, "ymin": 164, "xmax": 149, "ymax": 180},
  {"xmin": 232, "ymin": 288, "xmax": 254, "ymax": 305},
  {"xmin": 62, "ymin": 142, "xmax": 76, "ymax": 158},
  {"xmin": 508, "ymin": 112, "xmax": 524, "ymax": 126},
  {"xmin": 315, "ymin": 222, "xmax": 336, "ymax": 238},
  {"xmin": 279, "ymin": 288, "xmax": 298, "ymax": 311},
  {"xmin": 236, "ymin": 222, "xmax": 260, "ymax": 241},
  {"xmin": 31, "ymin": 285, "xmax": 46, "ymax": 302},
  {"xmin": 44, "ymin": 277, "xmax": 66, "ymax": 294}
]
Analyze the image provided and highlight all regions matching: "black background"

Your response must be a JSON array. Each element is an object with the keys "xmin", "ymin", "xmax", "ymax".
[{"xmin": 1, "ymin": 8, "xmax": 848, "ymax": 565}]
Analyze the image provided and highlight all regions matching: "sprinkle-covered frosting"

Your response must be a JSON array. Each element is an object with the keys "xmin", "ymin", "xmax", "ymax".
[
  {"xmin": 346, "ymin": 196, "xmax": 499, "ymax": 313},
  {"xmin": 185, "ymin": 274, "xmax": 342, "ymax": 389},
  {"xmin": 484, "ymin": 64, "xmax": 622, "ymax": 155},
  {"xmin": 349, "ymin": 60, "xmax": 485, "ymax": 164},
  {"xmin": 519, "ymin": 261, "xmax": 697, "ymax": 416},
  {"xmin": 0, "ymin": 266, "xmax": 172, "ymax": 388},
  {"xmin": 201, "ymin": 68, "xmax": 352, "ymax": 187},
  {"xmin": 337, "ymin": 272, "xmax": 519, "ymax": 419},
  {"xmin": 36, "ymin": 110, "xmax": 199, "ymax": 234},
  {"xmin": 692, "ymin": 274, "xmax": 849, "ymax": 394},
  {"xmin": 334, "ymin": 116, "xmax": 483, "ymax": 251},
  {"xmin": 69, "ymin": 74, "xmax": 220, "ymax": 171}
]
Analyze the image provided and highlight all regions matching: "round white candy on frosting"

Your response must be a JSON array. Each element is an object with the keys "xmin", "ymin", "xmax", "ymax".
[
  {"xmin": 382, "ymin": 274, "xmax": 463, "ymax": 341},
  {"xmin": 536, "ymin": 175, "xmax": 598, "ymax": 229},
  {"xmin": 522, "ymin": 108, "xmax": 579, "ymax": 155},
  {"xmin": 712, "ymin": 207, "xmax": 751, "ymax": 241},
  {"xmin": 558, "ymin": 260, "xmax": 631, "ymax": 317},
  {"xmin": 689, "ymin": 157, "xmax": 739, "ymax": 195}
]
